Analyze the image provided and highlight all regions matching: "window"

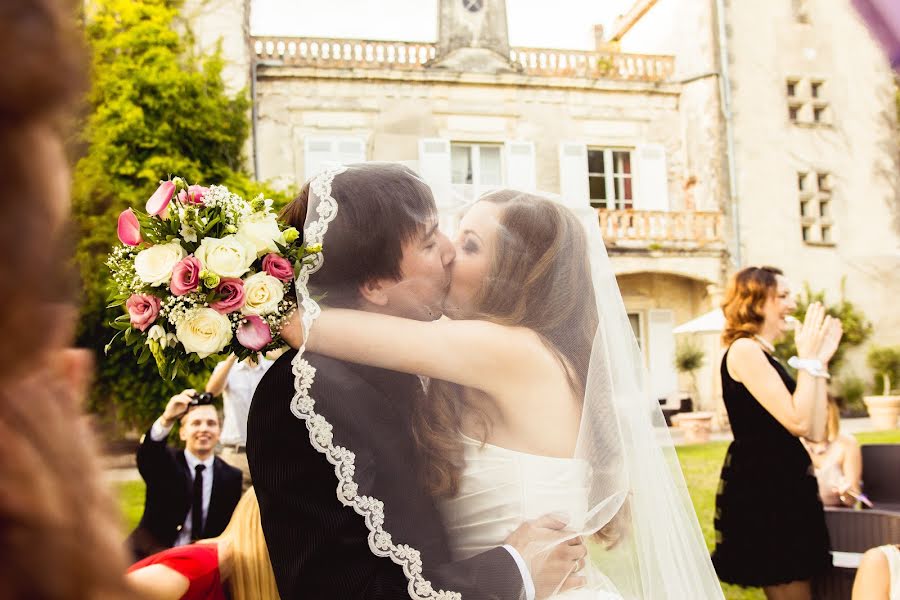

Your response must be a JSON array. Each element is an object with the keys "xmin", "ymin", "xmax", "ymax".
[
  {"xmin": 786, "ymin": 77, "xmax": 831, "ymax": 126},
  {"xmin": 451, "ymin": 143, "xmax": 503, "ymax": 193},
  {"xmin": 628, "ymin": 312, "xmax": 643, "ymax": 352},
  {"xmin": 588, "ymin": 148, "xmax": 634, "ymax": 209},
  {"xmin": 798, "ymin": 170, "xmax": 835, "ymax": 245},
  {"xmin": 787, "ymin": 80, "xmax": 798, "ymax": 98},
  {"xmin": 810, "ymin": 81, "xmax": 823, "ymax": 98}
]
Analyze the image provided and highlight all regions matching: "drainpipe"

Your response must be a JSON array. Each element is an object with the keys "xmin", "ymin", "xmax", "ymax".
[{"xmin": 713, "ymin": 0, "xmax": 742, "ymax": 267}]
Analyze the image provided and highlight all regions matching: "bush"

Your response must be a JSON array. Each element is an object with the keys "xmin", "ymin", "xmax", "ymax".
[
  {"xmin": 74, "ymin": 0, "xmax": 289, "ymax": 430},
  {"xmin": 867, "ymin": 346, "xmax": 900, "ymax": 395},
  {"xmin": 836, "ymin": 374, "xmax": 867, "ymax": 415},
  {"xmin": 774, "ymin": 281, "xmax": 872, "ymax": 376}
]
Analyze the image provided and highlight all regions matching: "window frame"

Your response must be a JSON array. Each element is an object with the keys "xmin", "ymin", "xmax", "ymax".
[{"xmin": 587, "ymin": 147, "xmax": 635, "ymax": 210}]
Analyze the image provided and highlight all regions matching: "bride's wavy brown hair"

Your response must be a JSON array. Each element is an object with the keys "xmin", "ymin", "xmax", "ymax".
[{"xmin": 412, "ymin": 191, "xmax": 599, "ymax": 498}]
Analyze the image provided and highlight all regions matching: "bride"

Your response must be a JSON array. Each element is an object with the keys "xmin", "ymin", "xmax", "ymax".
[{"xmin": 286, "ymin": 165, "xmax": 724, "ymax": 599}]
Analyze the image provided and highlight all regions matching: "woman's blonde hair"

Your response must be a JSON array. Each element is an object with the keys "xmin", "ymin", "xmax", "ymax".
[
  {"xmin": 721, "ymin": 266, "xmax": 784, "ymax": 346},
  {"xmin": 825, "ymin": 398, "xmax": 841, "ymax": 443},
  {"xmin": 217, "ymin": 487, "xmax": 279, "ymax": 600}
]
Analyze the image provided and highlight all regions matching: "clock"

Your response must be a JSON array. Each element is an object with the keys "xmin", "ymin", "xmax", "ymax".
[{"xmin": 462, "ymin": 0, "xmax": 484, "ymax": 13}]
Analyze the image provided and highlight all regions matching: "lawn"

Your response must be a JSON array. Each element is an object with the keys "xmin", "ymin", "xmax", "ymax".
[{"xmin": 114, "ymin": 431, "xmax": 900, "ymax": 599}]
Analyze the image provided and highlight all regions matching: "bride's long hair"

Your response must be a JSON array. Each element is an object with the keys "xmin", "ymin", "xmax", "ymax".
[{"xmin": 413, "ymin": 190, "xmax": 599, "ymax": 498}]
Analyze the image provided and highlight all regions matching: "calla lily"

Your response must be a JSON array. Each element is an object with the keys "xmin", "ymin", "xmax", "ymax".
[
  {"xmin": 146, "ymin": 180, "xmax": 176, "ymax": 216},
  {"xmin": 236, "ymin": 314, "xmax": 272, "ymax": 351},
  {"xmin": 117, "ymin": 208, "xmax": 142, "ymax": 246}
]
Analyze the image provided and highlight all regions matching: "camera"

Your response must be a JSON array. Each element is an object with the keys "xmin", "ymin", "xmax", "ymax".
[{"xmin": 189, "ymin": 392, "xmax": 215, "ymax": 407}]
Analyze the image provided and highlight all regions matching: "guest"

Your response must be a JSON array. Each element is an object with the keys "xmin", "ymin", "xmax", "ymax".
[
  {"xmin": 802, "ymin": 398, "xmax": 865, "ymax": 507},
  {"xmin": 0, "ymin": 0, "xmax": 132, "ymax": 597},
  {"xmin": 127, "ymin": 487, "xmax": 279, "ymax": 600},
  {"xmin": 712, "ymin": 266, "xmax": 843, "ymax": 600},
  {"xmin": 205, "ymin": 353, "xmax": 275, "ymax": 489},
  {"xmin": 127, "ymin": 390, "xmax": 242, "ymax": 561},
  {"xmin": 852, "ymin": 544, "xmax": 900, "ymax": 600}
]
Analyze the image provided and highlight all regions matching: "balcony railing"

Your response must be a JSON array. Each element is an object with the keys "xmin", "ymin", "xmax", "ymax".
[
  {"xmin": 252, "ymin": 36, "xmax": 674, "ymax": 82},
  {"xmin": 597, "ymin": 210, "xmax": 724, "ymax": 246}
]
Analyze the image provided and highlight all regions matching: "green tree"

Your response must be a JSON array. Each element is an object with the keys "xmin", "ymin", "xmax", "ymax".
[
  {"xmin": 773, "ymin": 280, "xmax": 873, "ymax": 377},
  {"xmin": 73, "ymin": 0, "xmax": 288, "ymax": 430}
]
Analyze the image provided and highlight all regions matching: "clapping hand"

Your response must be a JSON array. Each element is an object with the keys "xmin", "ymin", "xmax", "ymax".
[{"xmin": 793, "ymin": 302, "xmax": 843, "ymax": 367}]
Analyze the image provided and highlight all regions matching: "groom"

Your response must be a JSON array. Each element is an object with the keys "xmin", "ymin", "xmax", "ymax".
[{"xmin": 247, "ymin": 163, "xmax": 583, "ymax": 600}]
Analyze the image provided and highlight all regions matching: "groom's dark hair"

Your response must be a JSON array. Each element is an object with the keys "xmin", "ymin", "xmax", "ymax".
[{"xmin": 281, "ymin": 162, "xmax": 437, "ymax": 308}]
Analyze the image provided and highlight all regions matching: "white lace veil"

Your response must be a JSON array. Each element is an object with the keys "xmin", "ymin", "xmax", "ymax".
[{"xmin": 291, "ymin": 162, "xmax": 724, "ymax": 599}]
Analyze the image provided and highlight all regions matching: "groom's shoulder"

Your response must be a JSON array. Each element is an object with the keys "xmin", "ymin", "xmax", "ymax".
[{"xmin": 262, "ymin": 350, "xmax": 375, "ymax": 393}]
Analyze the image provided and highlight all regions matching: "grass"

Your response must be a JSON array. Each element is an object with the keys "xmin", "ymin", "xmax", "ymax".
[{"xmin": 114, "ymin": 431, "xmax": 900, "ymax": 599}]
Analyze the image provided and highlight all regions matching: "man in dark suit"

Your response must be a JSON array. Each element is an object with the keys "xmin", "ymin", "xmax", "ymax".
[
  {"xmin": 127, "ymin": 389, "xmax": 243, "ymax": 561},
  {"xmin": 248, "ymin": 164, "xmax": 584, "ymax": 600}
]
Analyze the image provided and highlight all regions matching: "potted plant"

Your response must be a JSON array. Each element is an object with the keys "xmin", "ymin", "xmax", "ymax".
[
  {"xmin": 864, "ymin": 345, "xmax": 900, "ymax": 430},
  {"xmin": 672, "ymin": 338, "xmax": 713, "ymax": 443}
]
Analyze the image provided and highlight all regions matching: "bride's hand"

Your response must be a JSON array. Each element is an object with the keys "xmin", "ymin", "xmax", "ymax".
[
  {"xmin": 504, "ymin": 515, "xmax": 587, "ymax": 598},
  {"xmin": 280, "ymin": 308, "xmax": 306, "ymax": 350}
]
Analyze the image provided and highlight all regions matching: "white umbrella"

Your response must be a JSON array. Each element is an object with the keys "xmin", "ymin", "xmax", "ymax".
[{"xmin": 673, "ymin": 308, "xmax": 725, "ymax": 334}]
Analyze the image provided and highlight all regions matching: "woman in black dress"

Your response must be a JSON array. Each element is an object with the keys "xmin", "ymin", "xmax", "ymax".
[{"xmin": 713, "ymin": 266, "xmax": 843, "ymax": 600}]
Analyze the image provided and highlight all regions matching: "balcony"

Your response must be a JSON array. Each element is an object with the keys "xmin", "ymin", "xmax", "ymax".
[
  {"xmin": 252, "ymin": 36, "xmax": 675, "ymax": 83},
  {"xmin": 597, "ymin": 209, "xmax": 725, "ymax": 249}
]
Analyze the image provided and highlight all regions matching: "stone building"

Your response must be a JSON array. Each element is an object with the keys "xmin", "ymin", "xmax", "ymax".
[{"xmin": 186, "ymin": 0, "xmax": 899, "ymax": 410}]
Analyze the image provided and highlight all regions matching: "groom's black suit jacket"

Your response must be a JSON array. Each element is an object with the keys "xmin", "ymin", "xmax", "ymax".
[{"xmin": 247, "ymin": 350, "xmax": 526, "ymax": 600}]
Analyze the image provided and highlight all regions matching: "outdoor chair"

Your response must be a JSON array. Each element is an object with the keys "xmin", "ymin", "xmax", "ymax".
[
  {"xmin": 812, "ymin": 507, "xmax": 900, "ymax": 599},
  {"xmin": 861, "ymin": 444, "xmax": 900, "ymax": 512}
]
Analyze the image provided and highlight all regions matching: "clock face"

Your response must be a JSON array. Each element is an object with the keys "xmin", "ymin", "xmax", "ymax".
[{"xmin": 462, "ymin": 0, "xmax": 484, "ymax": 13}]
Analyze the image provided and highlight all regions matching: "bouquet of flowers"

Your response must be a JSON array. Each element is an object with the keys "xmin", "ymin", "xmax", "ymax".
[{"xmin": 106, "ymin": 177, "xmax": 318, "ymax": 379}]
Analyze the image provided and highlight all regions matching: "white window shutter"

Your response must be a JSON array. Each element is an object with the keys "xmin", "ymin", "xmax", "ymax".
[
  {"xmin": 337, "ymin": 138, "xmax": 367, "ymax": 165},
  {"xmin": 558, "ymin": 142, "xmax": 590, "ymax": 208},
  {"xmin": 634, "ymin": 144, "xmax": 669, "ymax": 211},
  {"xmin": 304, "ymin": 137, "xmax": 337, "ymax": 182},
  {"xmin": 504, "ymin": 141, "xmax": 536, "ymax": 190},
  {"xmin": 418, "ymin": 138, "xmax": 452, "ymax": 201},
  {"xmin": 647, "ymin": 309, "xmax": 678, "ymax": 401}
]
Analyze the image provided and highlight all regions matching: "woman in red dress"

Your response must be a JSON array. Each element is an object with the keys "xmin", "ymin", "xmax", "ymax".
[{"xmin": 126, "ymin": 487, "xmax": 278, "ymax": 599}]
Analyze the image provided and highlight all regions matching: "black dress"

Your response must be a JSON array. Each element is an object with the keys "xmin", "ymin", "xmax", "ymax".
[{"xmin": 712, "ymin": 346, "xmax": 831, "ymax": 587}]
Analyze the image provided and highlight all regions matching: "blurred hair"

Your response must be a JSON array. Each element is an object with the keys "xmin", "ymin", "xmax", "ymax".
[
  {"xmin": 216, "ymin": 488, "xmax": 279, "ymax": 600},
  {"xmin": 721, "ymin": 266, "xmax": 785, "ymax": 346},
  {"xmin": 280, "ymin": 163, "xmax": 436, "ymax": 308},
  {"xmin": 415, "ymin": 191, "xmax": 599, "ymax": 498},
  {"xmin": 825, "ymin": 398, "xmax": 841, "ymax": 443},
  {"xmin": 0, "ymin": 1, "xmax": 131, "ymax": 598}
]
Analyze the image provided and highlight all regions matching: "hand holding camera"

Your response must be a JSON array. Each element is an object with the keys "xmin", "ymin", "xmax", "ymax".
[{"xmin": 161, "ymin": 389, "xmax": 214, "ymax": 427}]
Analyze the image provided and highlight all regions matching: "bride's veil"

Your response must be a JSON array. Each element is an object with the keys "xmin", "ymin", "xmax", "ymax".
[{"xmin": 291, "ymin": 162, "xmax": 725, "ymax": 599}]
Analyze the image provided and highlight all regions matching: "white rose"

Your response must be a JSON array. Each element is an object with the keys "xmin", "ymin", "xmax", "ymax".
[
  {"xmin": 241, "ymin": 272, "xmax": 285, "ymax": 315},
  {"xmin": 194, "ymin": 234, "xmax": 256, "ymax": 278},
  {"xmin": 175, "ymin": 308, "xmax": 233, "ymax": 358},
  {"xmin": 134, "ymin": 242, "xmax": 186, "ymax": 286},
  {"xmin": 237, "ymin": 213, "xmax": 285, "ymax": 256}
]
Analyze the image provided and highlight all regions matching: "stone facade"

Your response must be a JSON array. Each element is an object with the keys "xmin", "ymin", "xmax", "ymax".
[{"xmin": 191, "ymin": 0, "xmax": 899, "ymax": 406}]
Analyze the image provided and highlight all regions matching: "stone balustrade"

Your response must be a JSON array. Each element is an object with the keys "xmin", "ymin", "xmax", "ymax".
[
  {"xmin": 252, "ymin": 36, "xmax": 674, "ymax": 82},
  {"xmin": 597, "ymin": 210, "xmax": 724, "ymax": 245}
]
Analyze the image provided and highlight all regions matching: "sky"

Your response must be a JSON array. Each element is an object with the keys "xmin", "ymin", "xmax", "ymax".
[{"xmin": 250, "ymin": 0, "xmax": 635, "ymax": 50}]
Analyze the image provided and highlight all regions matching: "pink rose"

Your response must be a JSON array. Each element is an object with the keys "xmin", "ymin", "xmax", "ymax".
[
  {"xmin": 236, "ymin": 314, "xmax": 272, "ymax": 351},
  {"xmin": 117, "ymin": 208, "xmax": 142, "ymax": 246},
  {"xmin": 146, "ymin": 181, "xmax": 176, "ymax": 216},
  {"xmin": 262, "ymin": 253, "xmax": 294, "ymax": 282},
  {"xmin": 177, "ymin": 185, "xmax": 208, "ymax": 205},
  {"xmin": 170, "ymin": 256, "xmax": 202, "ymax": 296},
  {"xmin": 210, "ymin": 277, "xmax": 246, "ymax": 314},
  {"xmin": 125, "ymin": 293, "xmax": 161, "ymax": 332}
]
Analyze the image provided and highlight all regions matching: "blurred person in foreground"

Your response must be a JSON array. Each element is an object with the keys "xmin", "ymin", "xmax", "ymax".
[
  {"xmin": 127, "ymin": 487, "xmax": 279, "ymax": 600},
  {"xmin": 713, "ymin": 266, "xmax": 843, "ymax": 600},
  {"xmin": 801, "ymin": 398, "xmax": 866, "ymax": 508},
  {"xmin": 0, "ymin": 0, "xmax": 132, "ymax": 598}
]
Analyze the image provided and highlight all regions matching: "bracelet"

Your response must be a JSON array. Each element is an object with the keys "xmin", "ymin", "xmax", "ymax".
[{"xmin": 787, "ymin": 356, "xmax": 830, "ymax": 379}]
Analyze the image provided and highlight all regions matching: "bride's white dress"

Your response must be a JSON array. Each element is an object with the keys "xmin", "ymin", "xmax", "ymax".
[{"xmin": 439, "ymin": 435, "xmax": 624, "ymax": 599}]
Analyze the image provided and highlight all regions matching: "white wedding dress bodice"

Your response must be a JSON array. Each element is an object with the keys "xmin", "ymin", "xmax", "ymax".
[{"xmin": 438, "ymin": 435, "xmax": 623, "ymax": 599}]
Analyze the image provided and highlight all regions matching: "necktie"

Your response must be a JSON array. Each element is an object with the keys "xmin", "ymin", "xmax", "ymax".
[{"xmin": 191, "ymin": 464, "xmax": 206, "ymax": 541}]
